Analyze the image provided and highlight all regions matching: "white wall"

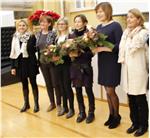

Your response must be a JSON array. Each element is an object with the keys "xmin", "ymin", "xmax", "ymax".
[{"xmin": 0, "ymin": 11, "xmax": 15, "ymax": 27}]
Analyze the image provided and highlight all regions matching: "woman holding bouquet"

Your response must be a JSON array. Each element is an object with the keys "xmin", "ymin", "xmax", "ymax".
[
  {"xmin": 36, "ymin": 15, "xmax": 61, "ymax": 115},
  {"xmin": 69, "ymin": 14, "xmax": 95, "ymax": 124},
  {"xmin": 55, "ymin": 17, "xmax": 75, "ymax": 118},
  {"xmin": 118, "ymin": 9, "xmax": 148, "ymax": 137},
  {"xmin": 10, "ymin": 20, "xmax": 39, "ymax": 113},
  {"xmin": 94, "ymin": 2, "xmax": 123, "ymax": 129}
]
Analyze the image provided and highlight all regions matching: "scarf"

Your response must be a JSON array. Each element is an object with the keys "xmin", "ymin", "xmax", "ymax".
[
  {"xmin": 74, "ymin": 26, "xmax": 87, "ymax": 37},
  {"xmin": 118, "ymin": 26, "xmax": 145, "ymax": 63},
  {"xmin": 10, "ymin": 32, "xmax": 31, "ymax": 59}
]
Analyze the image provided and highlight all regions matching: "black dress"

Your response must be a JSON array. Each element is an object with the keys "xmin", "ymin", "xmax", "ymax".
[
  {"xmin": 96, "ymin": 21, "xmax": 123, "ymax": 87},
  {"xmin": 11, "ymin": 35, "xmax": 39, "ymax": 80}
]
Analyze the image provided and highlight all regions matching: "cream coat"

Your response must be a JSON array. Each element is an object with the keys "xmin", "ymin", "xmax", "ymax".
[{"xmin": 118, "ymin": 27, "xmax": 149, "ymax": 95}]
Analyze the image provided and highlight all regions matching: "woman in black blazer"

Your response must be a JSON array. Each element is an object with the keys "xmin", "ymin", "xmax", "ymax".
[{"xmin": 10, "ymin": 20, "xmax": 39, "ymax": 113}]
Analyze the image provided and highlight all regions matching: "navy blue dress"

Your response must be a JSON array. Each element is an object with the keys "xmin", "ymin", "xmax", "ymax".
[{"xmin": 96, "ymin": 21, "xmax": 123, "ymax": 87}]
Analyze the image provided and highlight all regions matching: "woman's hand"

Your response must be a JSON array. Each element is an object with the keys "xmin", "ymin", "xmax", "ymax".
[
  {"xmin": 69, "ymin": 51, "xmax": 78, "ymax": 57},
  {"xmin": 11, "ymin": 69, "xmax": 16, "ymax": 76},
  {"xmin": 93, "ymin": 47, "xmax": 112, "ymax": 53},
  {"xmin": 92, "ymin": 47, "xmax": 99, "ymax": 54}
]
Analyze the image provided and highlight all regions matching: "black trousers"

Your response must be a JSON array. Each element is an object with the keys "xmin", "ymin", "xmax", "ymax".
[
  {"xmin": 22, "ymin": 76, "xmax": 38, "ymax": 91},
  {"xmin": 57, "ymin": 64, "xmax": 74, "ymax": 110},
  {"xmin": 40, "ymin": 63, "xmax": 61, "ymax": 106},
  {"xmin": 128, "ymin": 94, "xmax": 149, "ymax": 128},
  {"xmin": 75, "ymin": 86, "xmax": 95, "ymax": 113},
  {"xmin": 21, "ymin": 76, "xmax": 39, "ymax": 105}
]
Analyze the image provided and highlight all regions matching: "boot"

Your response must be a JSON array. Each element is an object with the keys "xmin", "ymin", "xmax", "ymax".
[
  {"xmin": 104, "ymin": 114, "xmax": 114, "ymax": 126},
  {"xmin": 76, "ymin": 104, "xmax": 86, "ymax": 123},
  {"xmin": 76, "ymin": 111, "xmax": 86, "ymax": 123},
  {"xmin": 32, "ymin": 88, "xmax": 39, "ymax": 113},
  {"xmin": 20, "ymin": 89, "xmax": 30, "ymax": 112},
  {"xmin": 109, "ymin": 114, "xmax": 121, "ymax": 129},
  {"xmin": 47, "ymin": 104, "xmax": 56, "ymax": 112},
  {"xmin": 134, "ymin": 126, "xmax": 148, "ymax": 137},
  {"xmin": 66, "ymin": 109, "xmax": 75, "ymax": 119},
  {"xmin": 86, "ymin": 112, "xmax": 95, "ymax": 124},
  {"xmin": 126, "ymin": 124, "xmax": 138, "ymax": 134},
  {"xmin": 57, "ymin": 107, "xmax": 68, "ymax": 116}
]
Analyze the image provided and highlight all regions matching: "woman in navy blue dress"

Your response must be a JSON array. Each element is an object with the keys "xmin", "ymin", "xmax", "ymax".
[
  {"xmin": 94, "ymin": 2, "xmax": 123, "ymax": 128},
  {"xmin": 69, "ymin": 15, "xmax": 95, "ymax": 124}
]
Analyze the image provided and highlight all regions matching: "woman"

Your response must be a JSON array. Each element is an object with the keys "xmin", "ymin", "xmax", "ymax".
[
  {"xmin": 55, "ymin": 17, "xmax": 74, "ymax": 118},
  {"xmin": 69, "ymin": 14, "xmax": 95, "ymax": 124},
  {"xmin": 10, "ymin": 20, "xmax": 39, "ymax": 113},
  {"xmin": 118, "ymin": 9, "xmax": 149, "ymax": 137},
  {"xmin": 94, "ymin": 2, "xmax": 123, "ymax": 129},
  {"xmin": 36, "ymin": 15, "xmax": 61, "ymax": 115}
]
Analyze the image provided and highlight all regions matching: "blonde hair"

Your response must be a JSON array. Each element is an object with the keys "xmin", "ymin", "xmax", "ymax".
[
  {"xmin": 128, "ymin": 8, "xmax": 145, "ymax": 27},
  {"xmin": 95, "ymin": 2, "xmax": 113, "ymax": 21},
  {"xmin": 56, "ymin": 17, "xmax": 69, "ymax": 37},
  {"xmin": 16, "ymin": 19, "xmax": 29, "ymax": 32}
]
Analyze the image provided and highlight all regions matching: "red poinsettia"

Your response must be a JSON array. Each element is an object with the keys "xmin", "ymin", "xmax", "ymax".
[{"xmin": 29, "ymin": 10, "xmax": 60, "ymax": 25}]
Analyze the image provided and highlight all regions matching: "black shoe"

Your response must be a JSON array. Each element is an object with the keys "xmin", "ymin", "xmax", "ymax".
[
  {"xmin": 66, "ymin": 109, "xmax": 75, "ymax": 119},
  {"xmin": 20, "ymin": 104, "xmax": 30, "ymax": 112},
  {"xmin": 109, "ymin": 114, "xmax": 121, "ymax": 129},
  {"xmin": 86, "ymin": 112, "xmax": 95, "ymax": 124},
  {"xmin": 134, "ymin": 127, "xmax": 148, "ymax": 137},
  {"xmin": 76, "ymin": 112, "xmax": 86, "ymax": 123},
  {"xmin": 104, "ymin": 114, "xmax": 113, "ymax": 126},
  {"xmin": 126, "ymin": 125, "xmax": 138, "ymax": 134},
  {"xmin": 33, "ymin": 105, "xmax": 39, "ymax": 113}
]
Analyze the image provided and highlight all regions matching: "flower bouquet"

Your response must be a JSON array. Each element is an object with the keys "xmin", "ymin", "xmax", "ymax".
[
  {"xmin": 40, "ymin": 45, "xmax": 64, "ymax": 65},
  {"xmin": 59, "ymin": 39, "xmax": 85, "ymax": 60},
  {"xmin": 59, "ymin": 27, "xmax": 114, "ymax": 58},
  {"xmin": 81, "ymin": 27, "xmax": 115, "ymax": 50}
]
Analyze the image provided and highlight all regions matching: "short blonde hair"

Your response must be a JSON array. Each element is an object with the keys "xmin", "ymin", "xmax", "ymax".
[
  {"xmin": 128, "ymin": 8, "xmax": 145, "ymax": 27},
  {"xmin": 95, "ymin": 2, "xmax": 113, "ymax": 21}
]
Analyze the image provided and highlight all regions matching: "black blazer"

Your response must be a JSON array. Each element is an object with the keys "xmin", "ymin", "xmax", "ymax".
[{"xmin": 11, "ymin": 35, "xmax": 39, "ymax": 78}]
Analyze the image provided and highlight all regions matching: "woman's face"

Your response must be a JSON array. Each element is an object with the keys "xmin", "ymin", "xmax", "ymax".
[
  {"xmin": 127, "ymin": 12, "xmax": 140, "ymax": 29},
  {"xmin": 57, "ymin": 20, "xmax": 68, "ymax": 32},
  {"xmin": 74, "ymin": 17, "xmax": 86, "ymax": 30},
  {"xmin": 96, "ymin": 7, "xmax": 107, "ymax": 22},
  {"xmin": 40, "ymin": 18, "xmax": 51, "ymax": 31},
  {"xmin": 18, "ymin": 22, "xmax": 28, "ymax": 34}
]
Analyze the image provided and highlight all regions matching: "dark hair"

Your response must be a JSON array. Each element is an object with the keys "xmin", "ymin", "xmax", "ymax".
[
  {"xmin": 39, "ymin": 15, "xmax": 54, "ymax": 31},
  {"xmin": 95, "ymin": 2, "xmax": 113, "ymax": 21},
  {"xmin": 74, "ymin": 14, "xmax": 88, "ymax": 23}
]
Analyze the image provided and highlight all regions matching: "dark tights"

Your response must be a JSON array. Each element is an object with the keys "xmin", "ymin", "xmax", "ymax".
[{"xmin": 104, "ymin": 86, "xmax": 119, "ymax": 117}]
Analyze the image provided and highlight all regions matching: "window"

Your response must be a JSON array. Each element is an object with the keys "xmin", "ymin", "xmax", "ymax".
[{"xmin": 75, "ymin": 0, "xmax": 85, "ymax": 9}]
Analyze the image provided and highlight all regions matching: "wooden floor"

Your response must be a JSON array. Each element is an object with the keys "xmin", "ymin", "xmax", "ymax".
[{"xmin": 1, "ymin": 83, "xmax": 149, "ymax": 138}]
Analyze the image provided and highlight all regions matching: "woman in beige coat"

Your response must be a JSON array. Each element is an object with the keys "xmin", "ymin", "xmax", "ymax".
[{"xmin": 118, "ymin": 8, "xmax": 149, "ymax": 137}]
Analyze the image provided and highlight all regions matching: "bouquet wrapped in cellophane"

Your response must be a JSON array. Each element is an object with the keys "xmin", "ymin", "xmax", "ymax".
[
  {"xmin": 40, "ymin": 27, "xmax": 115, "ymax": 65},
  {"xmin": 81, "ymin": 27, "xmax": 114, "ymax": 50},
  {"xmin": 40, "ymin": 45, "xmax": 64, "ymax": 65}
]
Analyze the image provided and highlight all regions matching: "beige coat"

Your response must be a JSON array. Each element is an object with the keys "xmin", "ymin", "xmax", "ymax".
[{"xmin": 118, "ymin": 26, "xmax": 149, "ymax": 95}]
